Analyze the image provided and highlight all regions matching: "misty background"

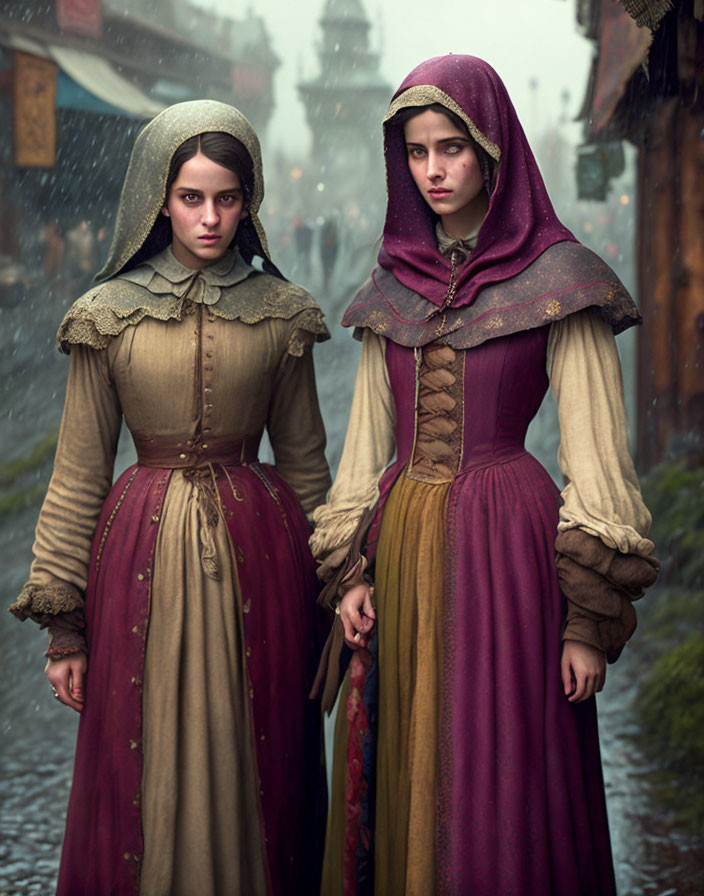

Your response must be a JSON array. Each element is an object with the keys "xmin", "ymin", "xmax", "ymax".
[{"xmin": 1, "ymin": 1, "xmax": 702, "ymax": 894}]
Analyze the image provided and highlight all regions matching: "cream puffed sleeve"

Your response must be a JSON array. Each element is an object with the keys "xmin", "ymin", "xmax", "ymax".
[
  {"xmin": 548, "ymin": 308, "xmax": 660, "ymax": 661},
  {"xmin": 309, "ymin": 328, "xmax": 396, "ymax": 578},
  {"xmin": 549, "ymin": 308, "xmax": 653, "ymax": 556},
  {"xmin": 10, "ymin": 345, "xmax": 122, "ymax": 623}
]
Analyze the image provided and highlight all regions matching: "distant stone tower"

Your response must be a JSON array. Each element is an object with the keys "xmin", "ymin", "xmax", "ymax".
[{"xmin": 297, "ymin": 0, "xmax": 390, "ymax": 204}]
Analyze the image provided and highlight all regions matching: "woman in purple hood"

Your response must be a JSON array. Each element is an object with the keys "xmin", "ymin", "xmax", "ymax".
[{"xmin": 310, "ymin": 55, "xmax": 659, "ymax": 895}]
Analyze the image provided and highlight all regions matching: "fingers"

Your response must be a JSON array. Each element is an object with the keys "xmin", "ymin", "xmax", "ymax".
[
  {"xmin": 362, "ymin": 588, "xmax": 376, "ymax": 620},
  {"xmin": 568, "ymin": 668, "xmax": 601, "ymax": 703},
  {"xmin": 561, "ymin": 641, "xmax": 606, "ymax": 703},
  {"xmin": 339, "ymin": 584, "xmax": 375, "ymax": 650},
  {"xmin": 568, "ymin": 672, "xmax": 590, "ymax": 703},
  {"xmin": 340, "ymin": 613, "xmax": 360, "ymax": 649},
  {"xmin": 45, "ymin": 655, "xmax": 87, "ymax": 713},
  {"xmin": 71, "ymin": 662, "xmax": 85, "ymax": 706},
  {"xmin": 560, "ymin": 651, "xmax": 574, "ymax": 698},
  {"xmin": 341, "ymin": 609, "xmax": 373, "ymax": 649}
]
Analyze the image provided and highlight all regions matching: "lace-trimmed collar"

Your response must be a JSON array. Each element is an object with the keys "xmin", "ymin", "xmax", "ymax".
[{"xmin": 119, "ymin": 246, "xmax": 254, "ymax": 306}]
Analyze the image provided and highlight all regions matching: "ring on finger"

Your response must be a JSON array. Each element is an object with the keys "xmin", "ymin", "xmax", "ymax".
[{"xmin": 353, "ymin": 632, "xmax": 361, "ymax": 643}]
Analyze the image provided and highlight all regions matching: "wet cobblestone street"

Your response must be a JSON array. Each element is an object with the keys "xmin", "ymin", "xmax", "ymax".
[{"xmin": 2, "ymin": 498, "xmax": 702, "ymax": 896}]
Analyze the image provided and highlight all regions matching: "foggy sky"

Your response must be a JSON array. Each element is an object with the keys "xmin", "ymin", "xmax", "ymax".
[{"xmin": 195, "ymin": 0, "xmax": 593, "ymax": 152}]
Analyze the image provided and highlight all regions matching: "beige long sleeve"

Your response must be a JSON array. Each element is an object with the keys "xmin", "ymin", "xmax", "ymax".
[
  {"xmin": 12, "ymin": 346, "xmax": 122, "ymax": 620},
  {"xmin": 309, "ymin": 329, "xmax": 396, "ymax": 565},
  {"xmin": 267, "ymin": 330, "xmax": 331, "ymax": 519},
  {"xmin": 549, "ymin": 308, "xmax": 653, "ymax": 557}
]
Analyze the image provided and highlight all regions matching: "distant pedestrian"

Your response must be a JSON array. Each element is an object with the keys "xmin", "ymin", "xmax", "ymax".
[
  {"xmin": 320, "ymin": 214, "xmax": 338, "ymax": 293},
  {"xmin": 41, "ymin": 219, "xmax": 64, "ymax": 281},
  {"xmin": 293, "ymin": 213, "xmax": 314, "ymax": 278},
  {"xmin": 64, "ymin": 219, "xmax": 95, "ymax": 295}
]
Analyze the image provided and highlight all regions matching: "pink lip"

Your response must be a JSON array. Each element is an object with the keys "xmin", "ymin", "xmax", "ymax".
[
  {"xmin": 199, "ymin": 234, "xmax": 221, "ymax": 242},
  {"xmin": 429, "ymin": 189, "xmax": 451, "ymax": 196}
]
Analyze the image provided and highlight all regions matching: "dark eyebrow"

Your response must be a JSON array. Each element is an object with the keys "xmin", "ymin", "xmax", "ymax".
[
  {"xmin": 175, "ymin": 186, "xmax": 242, "ymax": 194},
  {"xmin": 405, "ymin": 136, "xmax": 471, "ymax": 147}
]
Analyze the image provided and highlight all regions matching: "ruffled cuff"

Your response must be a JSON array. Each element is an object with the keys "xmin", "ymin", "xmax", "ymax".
[
  {"xmin": 556, "ymin": 529, "xmax": 660, "ymax": 662},
  {"xmin": 9, "ymin": 580, "xmax": 84, "ymax": 623},
  {"xmin": 42, "ymin": 608, "xmax": 88, "ymax": 659}
]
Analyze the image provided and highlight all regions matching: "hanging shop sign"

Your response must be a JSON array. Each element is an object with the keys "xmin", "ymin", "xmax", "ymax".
[
  {"xmin": 57, "ymin": 0, "xmax": 103, "ymax": 38},
  {"xmin": 13, "ymin": 52, "xmax": 57, "ymax": 168}
]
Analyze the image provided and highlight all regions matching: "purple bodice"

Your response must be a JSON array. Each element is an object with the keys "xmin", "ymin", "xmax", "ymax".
[{"xmin": 385, "ymin": 326, "xmax": 550, "ymax": 477}]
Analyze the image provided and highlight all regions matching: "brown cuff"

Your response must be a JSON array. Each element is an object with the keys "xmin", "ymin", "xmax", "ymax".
[
  {"xmin": 555, "ymin": 553, "xmax": 624, "ymax": 617},
  {"xmin": 10, "ymin": 580, "xmax": 84, "ymax": 623},
  {"xmin": 41, "ymin": 608, "xmax": 88, "ymax": 660},
  {"xmin": 562, "ymin": 595, "xmax": 637, "ymax": 663},
  {"xmin": 315, "ymin": 503, "xmax": 377, "ymax": 612},
  {"xmin": 338, "ymin": 556, "xmax": 372, "ymax": 598},
  {"xmin": 555, "ymin": 529, "xmax": 659, "ymax": 663},
  {"xmin": 556, "ymin": 529, "xmax": 660, "ymax": 598},
  {"xmin": 562, "ymin": 611, "xmax": 604, "ymax": 653}
]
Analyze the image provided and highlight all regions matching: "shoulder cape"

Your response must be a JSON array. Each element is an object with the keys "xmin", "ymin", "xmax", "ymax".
[
  {"xmin": 343, "ymin": 241, "xmax": 640, "ymax": 348},
  {"xmin": 58, "ymin": 267, "xmax": 329, "ymax": 354}
]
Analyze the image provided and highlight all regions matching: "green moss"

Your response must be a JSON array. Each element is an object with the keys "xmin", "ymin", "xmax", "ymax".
[
  {"xmin": 642, "ymin": 463, "xmax": 704, "ymax": 590},
  {"xmin": 0, "ymin": 430, "xmax": 59, "ymax": 489},
  {"xmin": 0, "ymin": 480, "xmax": 49, "ymax": 515},
  {"xmin": 634, "ymin": 462, "xmax": 704, "ymax": 833},
  {"xmin": 638, "ymin": 587, "xmax": 702, "ymax": 651},
  {"xmin": 635, "ymin": 631, "xmax": 704, "ymax": 832},
  {"xmin": 0, "ymin": 429, "xmax": 58, "ymax": 515}
]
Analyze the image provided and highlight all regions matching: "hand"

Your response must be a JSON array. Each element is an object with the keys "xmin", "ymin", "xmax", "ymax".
[
  {"xmin": 45, "ymin": 652, "xmax": 87, "ymax": 713},
  {"xmin": 561, "ymin": 639, "xmax": 605, "ymax": 703},
  {"xmin": 338, "ymin": 583, "xmax": 376, "ymax": 650}
]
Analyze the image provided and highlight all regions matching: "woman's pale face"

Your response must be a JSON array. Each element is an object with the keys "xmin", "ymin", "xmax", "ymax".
[
  {"xmin": 162, "ymin": 151, "xmax": 248, "ymax": 269},
  {"xmin": 404, "ymin": 108, "xmax": 488, "ymax": 239}
]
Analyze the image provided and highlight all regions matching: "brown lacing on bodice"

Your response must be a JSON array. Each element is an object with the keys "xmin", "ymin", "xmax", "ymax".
[{"xmin": 408, "ymin": 339, "xmax": 465, "ymax": 483}]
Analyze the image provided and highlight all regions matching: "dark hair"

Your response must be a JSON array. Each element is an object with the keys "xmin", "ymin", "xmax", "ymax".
[
  {"xmin": 166, "ymin": 132, "xmax": 254, "ymax": 209},
  {"xmin": 127, "ymin": 131, "xmax": 283, "ymax": 277},
  {"xmin": 393, "ymin": 102, "xmax": 469, "ymax": 137},
  {"xmin": 392, "ymin": 102, "xmax": 496, "ymax": 195}
]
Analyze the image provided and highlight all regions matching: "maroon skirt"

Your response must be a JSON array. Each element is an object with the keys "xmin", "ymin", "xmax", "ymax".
[{"xmin": 56, "ymin": 460, "xmax": 326, "ymax": 896}]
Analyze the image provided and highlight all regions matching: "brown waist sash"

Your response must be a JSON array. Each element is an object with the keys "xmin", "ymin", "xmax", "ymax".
[{"xmin": 133, "ymin": 434, "xmax": 259, "ymax": 469}]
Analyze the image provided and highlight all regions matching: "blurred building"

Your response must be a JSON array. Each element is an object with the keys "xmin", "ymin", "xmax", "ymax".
[
  {"xmin": 297, "ymin": 0, "xmax": 390, "ymax": 207},
  {"xmin": 575, "ymin": 0, "xmax": 704, "ymax": 468},
  {"xmin": 0, "ymin": 0, "xmax": 279, "ymax": 285}
]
